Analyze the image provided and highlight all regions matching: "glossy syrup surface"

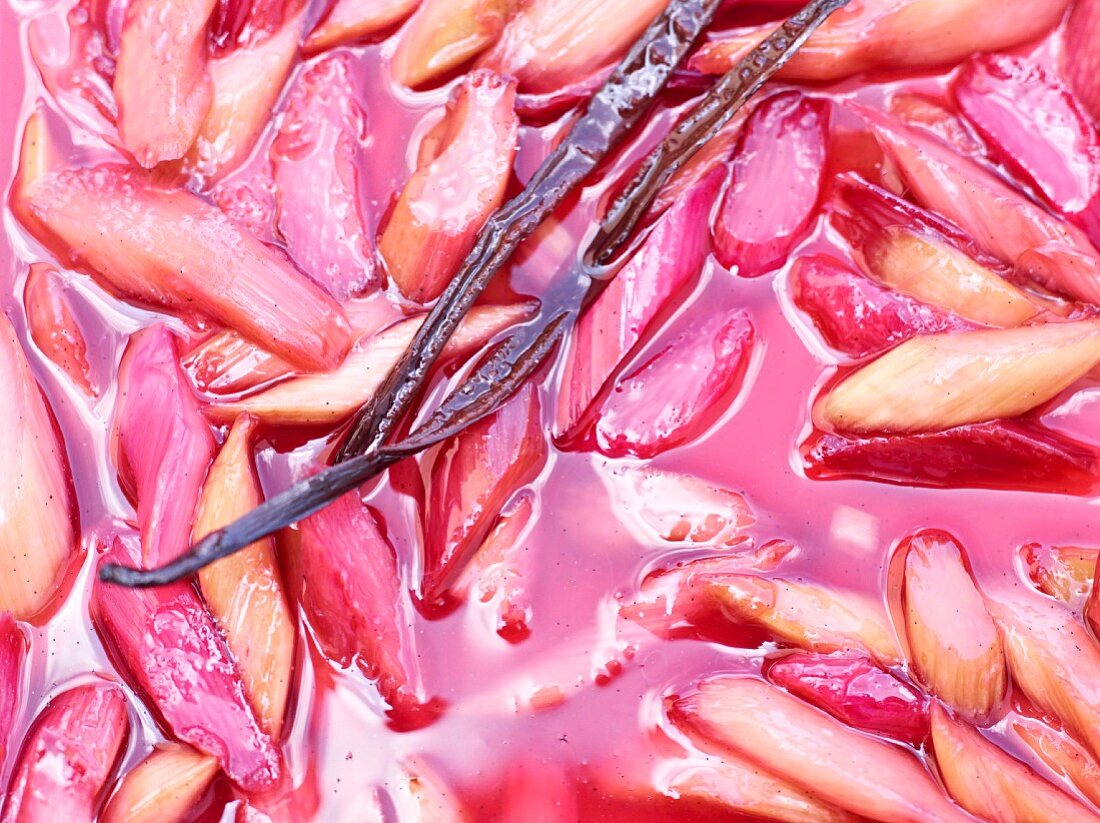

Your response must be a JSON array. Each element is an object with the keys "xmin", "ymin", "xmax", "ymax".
[{"xmin": 1, "ymin": 3, "xmax": 1098, "ymax": 820}]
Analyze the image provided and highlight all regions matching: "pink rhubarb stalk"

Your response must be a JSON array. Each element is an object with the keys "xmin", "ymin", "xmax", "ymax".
[{"xmin": 23, "ymin": 264, "xmax": 96, "ymax": 396}]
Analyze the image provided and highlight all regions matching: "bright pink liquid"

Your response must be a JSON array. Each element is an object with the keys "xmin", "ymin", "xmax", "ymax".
[{"xmin": 1, "ymin": 4, "xmax": 1097, "ymax": 820}]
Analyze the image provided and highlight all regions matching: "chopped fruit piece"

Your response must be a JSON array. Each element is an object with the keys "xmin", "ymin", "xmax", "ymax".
[
  {"xmin": 379, "ymin": 70, "xmax": 517, "ymax": 303},
  {"xmin": 1, "ymin": 682, "xmax": 129, "ymax": 823},
  {"xmin": 91, "ymin": 538, "xmax": 282, "ymax": 792},
  {"xmin": 815, "ymin": 321, "xmax": 1100, "ymax": 435},
  {"xmin": 193, "ymin": 414, "xmax": 295, "ymax": 736},
  {"xmin": 209, "ymin": 162, "xmax": 279, "ymax": 243},
  {"xmin": 931, "ymin": 703, "xmax": 1100, "ymax": 822},
  {"xmin": 114, "ymin": 326, "xmax": 216, "ymax": 568},
  {"xmin": 804, "ymin": 421, "xmax": 1100, "ymax": 494},
  {"xmin": 955, "ymin": 54, "xmax": 1100, "ymax": 245},
  {"xmin": 392, "ymin": 0, "xmax": 519, "ymax": 88},
  {"xmin": 23, "ymin": 263, "xmax": 96, "ymax": 396},
  {"xmin": 1087, "ymin": 554, "xmax": 1100, "ymax": 640},
  {"xmin": 1065, "ymin": 0, "xmax": 1100, "ymax": 123},
  {"xmin": 898, "ymin": 530, "xmax": 1005, "ymax": 722},
  {"xmin": 209, "ymin": 0, "xmax": 289, "ymax": 54},
  {"xmin": 101, "ymin": 744, "xmax": 219, "ymax": 823},
  {"xmin": 0, "ymin": 614, "xmax": 27, "ymax": 766},
  {"xmin": 670, "ymin": 676, "xmax": 972, "ymax": 822},
  {"xmin": 500, "ymin": 759, "xmax": 577, "ymax": 823},
  {"xmin": 556, "ymin": 172, "xmax": 720, "ymax": 442},
  {"xmin": 18, "ymin": 162, "xmax": 352, "ymax": 371},
  {"xmin": 272, "ymin": 53, "xmax": 377, "ymax": 300},
  {"xmin": 859, "ymin": 105, "xmax": 1100, "ymax": 305},
  {"xmin": 689, "ymin": 0, "xmax": 1069, "ymax": 81},
  {"xmin": 713, "ymin": 92, "xmax": 828, "ymax": 277},
  {"xmin": 422, "ymin": 384, "xmax": 546, "ymax": 614},
  {"xmin": 0, "ymin": 312, "xmax": 75, "ymax": 621},
  {"xmin": 887, "ymin": 94, "xmax": 985, "ymax": 158},
  {"xmin": 601, "ymin": 466, "xmax": 755, "ymax": 546},
  {"xmin": 790, "ymin": 255, "xmax": 973, "ymax": 359},
  {"xmin": 1012, "ymin": 715, "xmax": 1100, "ymax": 809},
  {"xmin": 391, "ymin": 758, "xmax": 468, "ymax": 822},
  {"xmin": 1023, "ymin": 544, "xmax": 1098, "ymax": 603},
  {"xmin": 210, "ymin": 304, "xmax": 527, "ymax": 424},
  {"xmin": 113, "ymin": 0, "xmax": 217, "ymax": 167},
  {"xmin": 305, "ymin": 0, "xmax": 419, "ymax": 52},
  {"xmin": 765, "ymin": 651, "xmax": 929, "ymax": 746}
]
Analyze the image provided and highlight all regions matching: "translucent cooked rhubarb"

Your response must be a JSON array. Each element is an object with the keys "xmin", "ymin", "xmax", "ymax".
[
  {"xmin": 100, "ymin": 744, "xmax": 218, "ymax": 823},
  {"xmin": 0, "ymin": 614, "xmax": 27, "ymax": 766},
  {"xmin": 1065, "ymin": 0, "xmax": 1100, "ymax": 124},
  {"xmin": 1024, "ymin": 544, "xmax": 1099, "ymax": 603},
  {"xmin": 23, "ymin": 263, "xmax": 96, "ymax": 396},
  {"xmin": 1011, "ymin": 715, "xmax": 1100, "ymax": 809},
  {"xmin": 305, "ymin": 0, "xmax": 419, "ymax": 52}
]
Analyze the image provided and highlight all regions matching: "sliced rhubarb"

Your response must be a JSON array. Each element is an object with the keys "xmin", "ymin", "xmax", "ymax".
[
  {"xmin": 815, "ymin": 320, "xmax": 1100, "ymax": 434},
  {"xmin": 379, "ymin": 70, "xmax": 517, "ymax": 303},
  {"xmin": 955, "ymin": 54, "xmax": 1100, "ymax": 246},
  {"xmin": 391, "ymin": 0, "xmax": 519, "ymax": 88},
  {"xmin": 0, "ymin": 312, "xmax": 75, "ymax": 620},
  {"xmin": 1087, "ymin": 553, "xmax": 1100, "ymax": 641},
  {"xmin": 931, "ymin": 703, "xmax": 1100, "ymax": 822},
  {"xmin": 555, "ymin": 171, "xmax": 720, "ymax": 442},
  {"xmin": 670, "ymin": 676, "xmax": 972, "ymax": 822},
  {"xmin": 193, "ymin": 414, "xmax": 295, "ymax": 736},
  {"xmin": 23, "ymin": 263, "xmax": 96, "ymax": 396},
  {"xmin": 888, "ymin": 93, "xmax": 985, "ymax": 158},
  {"xmin": 91, "ymin": 538, "xmax": 282, "ymax": 792},
  {"xmin": 765, "ymin": 651, "xmax": 929, "ymax": 746},
  {"xmin": 898, "ymin": 530, "xmax": 1005, "ymax": 722},
  {"xmin": 790, "ymin": 254, "xmax": 973, "ymax": 358},
  {"xmin": 305, "ymin": 0, "xmax": 419, "ymax": 52},
  {"xmin": 713, "ymin": 92, "xmax": 827, "ymax": 277},
  {"xmin": 100, "ymin": 744, "xmax": 218, "ymax": 823},
  {"xmin": 0, "ymin": 614, "xmax": 27, "ymax": 767},
  {"xmin": 1024, "ymin": 544, "xmax": 1099, "ymax": 603},
  {"xmin": 1013, "ymin": 715, "xmax": 1100, "ymax": 809},
  {"xmin": 1, "ymin": 682, "xmax": 128, "ymax": 822},
  {"xmin": 422, "ymin": 384, "xmax": 546, "ymax": 614},
  {"xmin": 477, "ymin": 0, "xmax": 665, "ymax": 94},
  {"xmin": 581, "ymin": 309, "xmax": 753, "ymax": 458},
  {"xmin": 1064, "ymin": 0, "xmax": 1100, "ymax": 124},
  {"xmin": 209, "ymin": 163, "xmax": 279, "ymax": 243},
  {"xmin": 113, "ymin": 0, "xmax": 217, "ymax": 166},
  {"xmin": 114, "ymin": 326, "xmax": 216, "ymax": 568},
  {"xmin": 272, "ymin": 53, "xmax": 377, "ymax": 300},
  {"xmin": 19, "ymin": 161, "xmax": 352, "ymax": 371}
]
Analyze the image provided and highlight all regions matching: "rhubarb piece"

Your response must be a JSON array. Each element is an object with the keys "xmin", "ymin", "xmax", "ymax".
[
  {"xmin": 422, "ymin": 384, "xmax": 546, "ymax": 614},
  {"xmin": 477, "ymin": 0, "xmax": 666, "ymax": 94},
  {"xmin": 583, "ymin": 309, "xmax": 754, "ymax": 458},
  {"xmin": 647, "ymin": 111, "xmax": 747, "ymax": 222},
  {"xmin": 272, "ymin": 53, "xmax": 377, "ymax": 300},
  {"xmin": 1012, "ymin": 715, "xmax": 1100, "ymax": 809},
  {"xmin": 2, "ymin": 683, "xmax": 128, "ymax": 823},
  {"xmin": 601, "ymin": 466, "xmax": 754, "ymax": 546},
  {"xmin": 955, "ymin": 54, "xmax": 1100, "ymax": 245},
  {"xmin": 193, "ymin": 414, "xmax": 295, "ymax": 736},
  {"xmin": 931, "ymin": 703, "xmax": 1100, "ymax": 822},
  {"xmin": 23, "ymin": 263, "xmax": 96, "ymax": 396},
  {"xmin": 804, "ymin": 421, "xmax": 1100, "ymax": 494},
  {"xmin": 790, "ymin": 255, "xmax": 973, "ymax": 358},
  {"xmin": 114, "ymin": 326, "xmax": 216, "ymax": 568},
  {"xmin": 670, "ymin": 677, "xmax": 972, "ymax": 822},
  {"xmin": 1064, "ymin": 0, "xmax": 1100, "ymax": 124},
  {"xmin": 767, "ymin": 650, "xmax": 929, "ymax": 746},
  {"xmin": 209, "ymin": 164, "xmax": 279, "ymax": 243},
  {"xmin": 0, "ymin": 615, "xmax": 27, "ymax": 767},
  {"xmin": 210, "ymin": 305, "xmax": 527, "ymax": 424},
  {"xmin": 815, "ymin": 321, "xmax": 1100, "ymax": 434},
  {"xmin": 0, "ymin": 312, "xmax": 75, "ymax": 620},
  {"xmin": 101, "ymin": 744, "xmax": 218, "ymax": 823},
  {"xmin": 19, "ymin": 161, "xmax": 352, "ymax": 371},
  {"xmin": 91, "ymin": 538, "xmax": 282, "ymax": 791},
  {"xmin": 555, "ymin": 172, "xmax": 720, "ymax": 443},
  {"xmin": 859, "ymin": 105, "xmax": 1100, "ymax": 305},
  {"xmin": 1023, "ymin": 544, "xmax": 1098, "ymax": 603},
  {"xmin": 305, "ymin": 0, "xmax": 419, "ymax": 52},
  {"xmin": 113, "ymin": 0, "xmax": 218, "ymax": 166},
  {"xmin": 898, "ymin": 530, "xmax": 1005, "ymax": 722},
  {"xmin": 391, "ymin": 0, "xmax": 519, "ymax": 87},
  {"xmin": 888, "ymin": 93, "xmax": 985, "ymax": 158},
  {"xmin": 209, "ymin": 0, "xmax": 289, "ymax": 53},
  {"xmin": 1087, "ymin": 554, "xmax": 1100, "ymax": 640},
  {"xmin": 713, "ymin": 92, "xmax": 827, "ymax": 277},
  {"xmin": 690, "ymin": 0, "xmax": 1069, "ymax": 81},
  {"xmin": 380, "ymin": 70, "xmax": 517, "ymax": 303}
]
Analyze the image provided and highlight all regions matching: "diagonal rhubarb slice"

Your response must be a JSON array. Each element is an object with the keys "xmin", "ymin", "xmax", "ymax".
[
  {"xmin": 422, "ymin": 384, "xmax": 546, "ymax": 614},
  {"xmin": 897, "ymin": 530, "xmax": 1005, "ymax": 722},
  {"xmin": 1024, "ymin": 544, "xmax": 1099, "ymax": 604},
  {"xmin": 888, "ymin": 93, "xmax": 986, "ymax": 158},
  {"xmin": 272, "ymin": 53, "xmax": 378, "ymax": 300},
  {"xmin": 931, "ymin": 702, "xmax": 1100, "ymax": 822},
  {"xmin": 555, "ymin": 171, "xmax": 720, "ymax": 442},
  {"xmin": 2, "ymin": 682, "xmax": 129, "ymax": 822},
  {"xmin": 0, "ymin": 312, "xmax": 75, "ymax": 621},
  {"xmin": 100, "ymin": 743, "xmax": 219, "ymax": 823},
  {"xmin": 91, "ymin": 537, "xmax": 282, "ymax": 792},
  {"xmin": 1065, "ymin": 0, "xmax": 1100, "ymax": 124},
  {"xmin": 0, "ymin": 614, "xmax": 27, "ymax": 769},
  {"xmin": 669, "ymin": 676, "xmax": 973, "ymax": 822},
  {"xmin": 713, "ymin": 92, "xmax": 828, "ymax": 278},
  {"xmin": 112, "ymin": 0, "xmax": 218, "ymax": 167},
  {"xmin": 379, "ymin": 70, "xmax": 517, "ymax": 303},
  {"xmin": 193, "ymin": 414, "xmax": 295, "ymax": 737},
  {"xmin": 114, "ymin": 325, "xmax": 216, "ymax": 569},
  {"xmin": 24, "ymin": 263, "xmax": 96, "ymax": 396},
  {"xmin": 815, "ymin": 320, "xmax": 1100, "ymax": 434},
  {"xmin": 1011, "ymin": 715, "xmax": 1100, "ymax": 810},
  {"xmin": 305, "ymin": 0, "xmax": 419, "ymax": 52}
]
